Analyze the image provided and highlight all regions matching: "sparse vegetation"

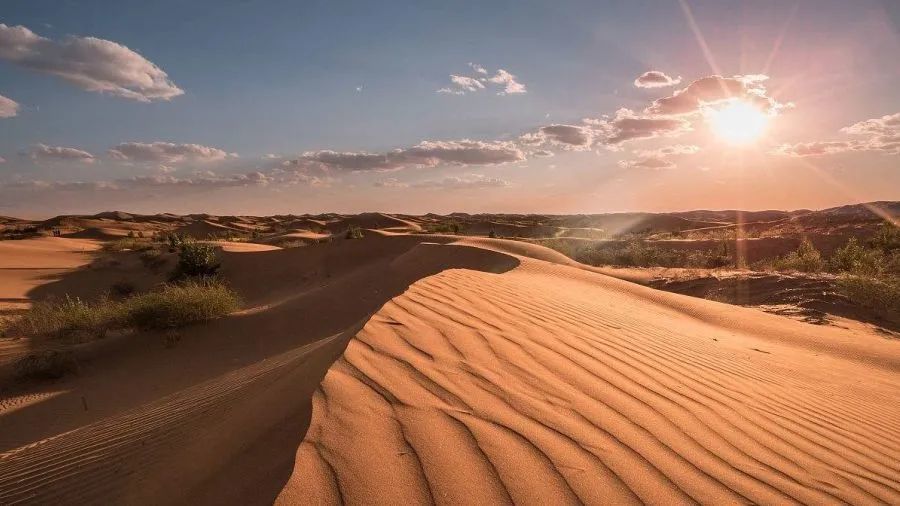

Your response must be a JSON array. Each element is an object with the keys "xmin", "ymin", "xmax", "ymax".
[
  {"xmin": 11, "ymin": 279, "xmax": 240, "ymax": 341},
  {"xmin": 763, "ymin": 238, "xmax": 825, "ymax": 273},
  {"xmin": 423, "ymin": 221, "xmax": 463, "ymax": 234},
  {"xmin": 345, "ymin": 225, "xmax": 364, "ymax": 239},
  {"xmin": 171, "ymin": 240, "xmax": 220, "ymax": 279},
  {"xmin": 837, "ymin": 275, "xmax": 900, "ymax": 315},
  {"xmin": 102, "ymin": 237, "xmax": 155, "ymax": 252},
  {"xmin": 139, "ymin": 248, "xmax": 167, "ymax": 270},
  {"xmin": 539, "ymin": 239, "xmax": 734, "ymax": 269}
]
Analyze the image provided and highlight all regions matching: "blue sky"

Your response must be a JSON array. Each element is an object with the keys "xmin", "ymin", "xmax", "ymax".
[{"xmin": 1, "ymin": 0, "xmax": 898, "ymax": 216}]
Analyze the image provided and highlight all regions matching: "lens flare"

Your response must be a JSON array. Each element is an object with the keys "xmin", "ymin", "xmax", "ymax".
[{"xmin": 706, "ymin": 99, "xmax": 769, "ymax": 145}]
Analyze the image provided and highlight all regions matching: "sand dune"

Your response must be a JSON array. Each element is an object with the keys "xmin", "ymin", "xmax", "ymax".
[
  {"xmin": 278, "ymin": 256, "xmax": 900, "ymax": 505},
  {"xmin": 1, "ymin": 232, "xmax": 898, "ymax": 504}
]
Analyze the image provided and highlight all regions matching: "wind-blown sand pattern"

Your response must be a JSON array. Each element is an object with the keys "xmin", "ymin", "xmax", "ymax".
[{"xmin": 279, "ymin": 258, "xmax": 900, "ymax": 505}]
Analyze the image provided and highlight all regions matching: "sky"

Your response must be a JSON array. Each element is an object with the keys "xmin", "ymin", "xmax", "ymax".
[{"xmin": 0, "ymin": 0, "xmax": 898, "ymax": 218}]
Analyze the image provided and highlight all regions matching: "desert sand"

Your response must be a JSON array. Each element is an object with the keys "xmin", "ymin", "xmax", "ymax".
[{"xmin": 0, "ymin": 211, "xmax": 898, "ymax": 505}]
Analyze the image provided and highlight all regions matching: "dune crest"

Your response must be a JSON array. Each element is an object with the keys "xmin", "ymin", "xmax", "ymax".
[{"xmin": 279, "ymin": 258, "xmax": 900, "ymax": 505}]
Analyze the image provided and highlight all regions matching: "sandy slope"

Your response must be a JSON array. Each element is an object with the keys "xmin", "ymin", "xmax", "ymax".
[
  {"xmin": 1, "ymin": 234, "xmax": 898, "ymax": 504},
  {"xmin": 278, "ymin": 257, "xmax": 900, "ymax": 505}
]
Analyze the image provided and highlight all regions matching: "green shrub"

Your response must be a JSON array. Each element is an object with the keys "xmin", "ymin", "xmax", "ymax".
[
  {"xmin": 125, "ymin": 280, "xmax": 240, "ymax": 330},
  {"xmin": 837, "ymin": 275, "xmax": 900, "ymax": 314},
  {"xmin": 18, "ymin": 295, "xmax": 122, "ymax": 340},
  {"xmin": 172, "ymin": 240, "xmax": 220, "ymax": 279},
  {"xmin": 14, "ymin": 350, "xmax": 79, "ymax": 380},
  {"xmin": 769, "ymin": 238, "xmax": 824, "ymax": 272},
  {"xmin": 12, "ymin": 280, "xmax": 239, "ymax": 340},
  {"xmin": 345, "ymin": 225, "xmax": 364, "ymax": 239},
  {"xmin": 139, "ymin": 248, "xmax": 167, "ymax": 270},
  {"xmin": 103, "ymin": 237, "xmax": 155, "ymax": 252},
  {"xmin": 830, "ymin": 237, "xmax": 884, "ymax": 276},
  {"xmin": 870, "ymin": 221, "xmax": 900, "ymax": 252},
  {"xmin": 111, "ymin": 280, "xmax": 136, "ymax": 297}
]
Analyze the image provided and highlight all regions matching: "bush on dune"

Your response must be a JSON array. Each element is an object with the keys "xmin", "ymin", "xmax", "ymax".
[
  {"xmin": 171, "ymin": 240, "xmax": 221, "ymax": 279},
  {"xmin": 764, "ymin": 238, "xmax": 825, "ymax": 273},
  {"xmin": 13, "ymin": 279, "xmax": 240, "ymax": 341},
  {"xmin": 837, "ymin": 275, "xmax": 900, "ymax": 315}
]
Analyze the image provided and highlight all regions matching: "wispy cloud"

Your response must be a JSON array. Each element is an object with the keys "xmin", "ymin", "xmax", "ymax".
[
  {"xmin": 0, "ymin": 23, "xmax": 183, "ymax": 102},
  {"xmin": 108, "ymin": 142, "xmax": 237, "ymax": 163},
  {"xmin": 634, "ymin": 70, "xmax": 682, "ymax": 89},
  {"xmin": 0, "ymin": 94, "xmax": 19, "ymax": 118},
  {"xmin": 289, "ymin": 139, "xmax": 525, "ymax": 172},
  {"xmin": 775, "ymin": 112, "xmax": 900, "ymax": 156},
  {"xmin": 413, "ymin": 174, "xmax": 510, "ymax": 190},
  {"xmin": 27, "ymin": 143, "xmax": 95, "ymax": 163}
]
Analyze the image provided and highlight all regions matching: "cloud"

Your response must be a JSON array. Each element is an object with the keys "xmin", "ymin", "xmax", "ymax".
[
  {"xmin": 633, "ymin": 144, "xmax": 700, "ymax": 157},
  {"xmin": 619, "ymin": 144, "xmax": 699, "ymax": 170},
  {"xmin": 437, "ymin": 65, "xmax": 526, "ymax": 95},
  {"xmin": 634, "ymin": 71, "xmax": 682, "ymax": 89},
  {"xmin": 468, "ymin": 62, "xmax": 487, "ymax": 75},
  {"xmin": 0, "ymin": 23, "xmax": 183, "ymax": 102},
  {"xmin": 413, "ymin": 174, "xmax": 510, "ymax": 190},
  {"xmin": 591, "ymin": 108, "xmax": 692, "ymax": 145},
  {"xmin": 535, "ymin": 124, "xmax": 595, "ymax": 150},
  {"xmin": 28, "ymin": 143, "xmax": 95, "ymax": 163},
  {"xmin": 773, "ymin": 141, "xmax": 855, "ymax": 157},
  {"xmin": 0, "ymin": 94, "xmax": 19, "ymax": 118},
  {"xmin": 487, "ymin": 69, "xmax": 526, "ymax": 95},
  {"xmin": 775, "ymin": 112, "xmax": 900, "ymax": 157},
  {"xmin": 108, "ymin": 142, "xmax": 236, "ymax": 163},
  {"xmin": 291, "ymin": 139, "xmax": 525, "ymax": 172},
  {"xmin": 0, "ymin": 156, "xmax": 6, "ymax": 163},
  {"xmin": 646, "ymin": 75, "xmax": 784, "ymax": 116},
  {"xmin": 617, "ymin": 157, "xmax": 676, "ymax": 170},
  {"xmin": 373, "ymin": 178, "xmax": 410, "ymax": 189},
  {"xmin": 263, "ymin": 153, "xmax": 282, "ymax": 160}
]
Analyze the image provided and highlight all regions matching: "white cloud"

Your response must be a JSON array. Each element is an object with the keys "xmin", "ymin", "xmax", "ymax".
[
  {"xmin": 0, "ymin": 23, "xmax": 183, "ymax": 102},
  {"xmin": 0, "ymin": 94, "xmax": 19, "ymax": 118},
  {"xmin": 619, "ymin": 144, "xmax": 699, "ymax": 170},
  {"xmin": 775, "ymin": 111, "xmax": 900, "ymax": 157},
  {"xmin": 437, "ymin": 65, "xmax": 526, "ymax": 95},
  {"xmin": 522, "ymin": 124, "xmax": 595, "ymax": 150},
  {"xmin": 28, "ymin": 143, "xmax": 95, "ymax": 163},
  {"xmin": 263, "ymin": 153, "xmax": 282, "ymax": 160},
  {"xmin": 646, "ymin": 75, "xmax": 786, "ymax": 116},
  {"xmin": 0, "ymin": 156, "xmax": 6, "ymax": 163},
  {"xmin": 487, "ymin": 69, "xmax": 526, "ymax": 95},
  {"xmin": 108, "ymin": 142, "xmax": 236, "ymax": 163},
  {"xmin": 634, "ymin": 71, "xmax": 682, "ymax": 89}
]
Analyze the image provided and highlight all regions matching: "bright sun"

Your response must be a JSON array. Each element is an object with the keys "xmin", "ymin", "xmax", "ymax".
[{"xmin": 706, "ymin": 99, "xmax": 769, "ymax": 145}]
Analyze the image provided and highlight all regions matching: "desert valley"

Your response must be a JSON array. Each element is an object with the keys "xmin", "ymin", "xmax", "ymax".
[{"xmin": 0, "ymin": 203, "xmax": 898, "ymax": 504}]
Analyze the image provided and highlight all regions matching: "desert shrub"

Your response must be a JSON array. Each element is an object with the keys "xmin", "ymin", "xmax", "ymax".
[
  {"xmin": 127, "ymin": 230, "xmax": 136, "ymax": 238},
  {"xmin": 172, "ymin": 240, "xmax": 220, "ymax": 279},
  {"xmin": 103, "ymin": 237, "xmax": 155, "ymax": 252},
  {"xmin": 829, "ymin": 238, "xmax": 884, "ymax": 276},
  {"xmin": 166, "ymin": 232, "xmax": 185, "ymax": 252},
  {"xmin": 489, "ymin": 229, "xmax": 497, "ymax": 238},
  {"xmin": 424, "ymin": 221, "xmax": 462, "ymax": 234},
  {"xmin": 538, "ymin": 239, "xmax": 733, "ymax": 268},
  {"xmin": 14, "ymin": 350, "xmax": 79, "ymax": 380},
  {"xmin": 278, "ymin": 240, "xmax": 308, "ymax": 249},
  {"xmin": 125, "ymin": 279, "xmax": 240, "ymax": 330},
  {"xmin": 139, "ymin": 248, "xmax": 167, "ymax": 270},
  {"xmin": 768, "ymin": 238, "xmax": 824, "ymax": 272},
  {"xmin": 13, "ymin": 280, "xmax": 239, "ymax": 340},
  {"xmin": 837, "ymin": 275, "xmax": 900, "ymax": 314},
  {"xmin": 345, "ymin": 225, "xmax": 364, "ymax": 239},
  {"xmin": 17, "ymin": 295, "xmax": 122, "ymax": 340},
  {"xmin": 870, "ymin": 221, "xmax": 900, "ymax": 252}
]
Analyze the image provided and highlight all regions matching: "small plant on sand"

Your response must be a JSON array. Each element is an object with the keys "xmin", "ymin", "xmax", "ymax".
[
  {"xmin": 125, "ymin": 279, "xmax": 240, "ymax": 330},
  {"xmin": 102, "ymin": 237, "xmax": 154, "ymax": 252},
  {"xmin": 139, "ymin": 248, "xmax": 167, "ymax": 271},
  {"xmin": 489, "ymin": 229, "xmax": 497, "ymax": 238},
  {"xmin": 837, "ymin": 275, "xmax": 900, "ymax": 315},
  {"xmin": 13, "ymin": 280, "xmax": 239, "ymax": 341},
  {"xmin": 171, "ymin": 240, "xmax": 220, "ymax": 279},
  {"xmin": 829, "ymin": 237, "xmax": 884, "ymax": 277},
  {"xmin": 768, "ymin": 238, "xmax": 825, "ymax": 273},
  {"xmin": 345, "ymin": 225, "xmax": 364, "ymax": 239},
  {"xmin": 18, "ymin": 295, "xmax": 122, "ymax": 340}
]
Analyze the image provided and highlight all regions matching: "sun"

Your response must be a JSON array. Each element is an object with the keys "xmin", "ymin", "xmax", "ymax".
[{"xmin": 706, "ymin": 99, "xmax": 769, "ymax": 145}]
